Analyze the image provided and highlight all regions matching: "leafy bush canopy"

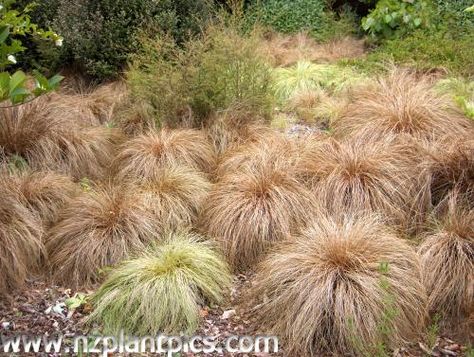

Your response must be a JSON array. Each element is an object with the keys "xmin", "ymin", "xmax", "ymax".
[
  {"xmin": 362, "ymin": 0, "xmax": 435, "ymax": 39},
  {"xmin": 24, "ymin": 0, "xmax": 214, "ymax": 80},
  {"xmin": 0, "ymin": 0, "xmax": 62, "ymax": 104},
  {"xmin": 127, "ymin": 23, "xmax": 274, "ymax": 127}
]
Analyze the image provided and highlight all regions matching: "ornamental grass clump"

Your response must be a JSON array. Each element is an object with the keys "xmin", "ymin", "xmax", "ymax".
[
  {"xmin": 248, "ymin": 215, "xmax": 427, "ymax": 356},
  {"xmin": 87, "ymin": 232, "xmax": 231, "ymax": 335},
  {"xmin": 201, "ymin": 164, "xmax": 316, "ymax": 271},
  {"xmin": 0, "ymin": 170, "xmax": 79, "ymax": 226},
  {"xmin": 30, "ymin": 126, "xmax": 124, "ymax": 181},
  {"xmin": 46, "ymin": 185, "xmax": 163, "ymax": 288},
  {"xmin": 137, "ymin": 166, "xmax": 211, "ymax": 232},
  {"xmin": 419, "ymin": 135, "xmax": 474, "ymax": 208},
  {"xmin": 273, "ymin": 61, "xmax": 363, "ymax": 103},
  {"xmin": 294, "ymin": 135, "xmax": 421, "ymax": 230},
  {"xmin": 0, "ymin": 186, "xmax": 44, "ymax": 297},
  {"xmin": 419, "ymin": 193, "xmax": 473, "ymax": 323},
  {"xmin": 113, "ymin": 129, "xmax": 216, "ymax": 179},
  {"xmin": 333, "ymin": 70, "xmax": 474, "ymax": 141}
]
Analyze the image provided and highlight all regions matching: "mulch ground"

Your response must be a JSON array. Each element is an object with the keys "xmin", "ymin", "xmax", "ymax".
[{"xmin": 0, "ymin": 276, "xmax": 470, "ymax": 356}]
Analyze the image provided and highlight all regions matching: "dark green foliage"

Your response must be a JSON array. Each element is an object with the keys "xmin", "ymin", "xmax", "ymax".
[
  {"xmin": 20, "ymin": 0, "xmax": 213, "ymax": 80},
  {"xmin": 245, "ymin": 0, "xmax": 355, "ymax": 40}
]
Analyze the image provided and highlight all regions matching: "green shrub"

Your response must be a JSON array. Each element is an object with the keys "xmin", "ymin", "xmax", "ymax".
[
  {"xmin": 435, "ymin": 0, "xmax": 474, "ymax": 28},
  {"xmin": 344, "ymin": 28, "xmax": 474, "ymax": 78},
  {"xmin": 127, "ymin": 24, "xmax": 274, "ymax": 127},
  {"xmin": 362, "ymin": 0, "xmax": 435, "ymax": 40},
  {"xmin": 0, "ymin": 0, "xmax": 63, "ymax": 104},
  {"xmin": 245, "ymin": 0, "xmax": 356, "ymax": 40},
  {"xmin": 21, "ymin": 0, "xmax": 214, "ymax": 80},
  {"xmin": 87, "ymin": 231, "xmax": 231, "ymax": 336}
]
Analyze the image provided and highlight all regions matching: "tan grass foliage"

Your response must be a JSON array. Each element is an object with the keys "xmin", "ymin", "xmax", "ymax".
[
  {"xmin": 333, "ymin": 70, "xmax": 474, "ymax": 141},
  {"xmin": 0, "ymin": 95, "xmax": 67, "ymax": 158},
  {"xmin": 215, "ymin": 131, "xmax": 298, "ymax": 178},
  {"xmin": 205, "ymin": 106, "xmax": 273, "ymax": 156},
  {"xmin": 294, "ymin": 135, "xmax": 421, "ymax": 230},
  {"xmin": 30, "ymin": 126, "xmax": 124, "ymax": 181},
  {"xmin": 0, "ymin": 186, "xmax": 44, "ymax": 296},
  {"xmin": 419, "ymin": 193, "xmax": 473, "ymax": 322},
  {"xmin": 137, "ymin": 166, "xmax": 211, "ymax": 233},
  {"xmin": 419, "ymin": 136, "xmax": 474, "ymax": 208},
  {"xmin": 46, "ymin": 185, "xmax": 163, "ymax": 288},
  {"xmin": 259, "ymin": 32, "xmax": 365, "ymax": 67},
  {"xmin": 247, "ymin": 214, "xmax": 427, "ymax": 355},
  {"xmin": 0, "ymin": 170, "xmax": 79, "ymax": 226},
  {"xmin": 200, "ymin": 164, "xmax": 316, "ymax": 271},
  {"xmin": 113, "ymin": 129, "xmax": 216, "ymax": 180}
]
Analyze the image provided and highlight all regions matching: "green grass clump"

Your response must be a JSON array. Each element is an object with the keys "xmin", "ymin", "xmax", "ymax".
[
  {"xmin": 87, "ymin": 232, "xmax": 231, "ymax": 336},
  {"xmin": 436, "ymin": 78, "xmax": 474, "ymax": 119},
  {"xmin": 127, "ymin": 23, "xmax": 274, "ymax": 128},
  {"xmin": 273, "ymin": 61, "xmax": 364, "ymax": 102}
]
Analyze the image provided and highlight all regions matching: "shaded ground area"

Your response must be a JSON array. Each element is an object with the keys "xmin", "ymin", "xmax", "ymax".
[{"xmin": 0, "ymin": 278, "xmax": 470, "ymax": 356}]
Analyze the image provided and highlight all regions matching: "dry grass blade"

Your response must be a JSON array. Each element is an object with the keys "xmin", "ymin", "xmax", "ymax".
[
  {"xmin": 333, "ymin": 69, "xmax": 474, "ymax": 141},
  {"xmin": 247, "ymin": 214, "xmax": 427, "ymax": 355},
  {"xmin": 87, "ymin": 231, "xmax": 232, "ymax": 335},
  {"xmin": 201, "ymin": 164, "xmax": 316, "ymax": 271},
  {"xmin": 0, "ymin": 186, "xmax": 44, "ymax": 297},
  {"xmin": 46, "ymin": 185, "xmax": 164, "ymax": 288},
  {"xmin": 113, "ymin": 129, "xmax": 216, "ymax": 180}
]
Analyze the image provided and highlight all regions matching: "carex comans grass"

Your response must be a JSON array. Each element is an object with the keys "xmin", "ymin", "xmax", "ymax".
[
  {"xmin": 247, "ymin": 213, "xmax": 427, "ymax": 356},
  {"xmin": 419, "ymin": 192, "xmax": 473, "ymax": 329},
  {"xmin": 294, "ymin": 135, "xmax": 422, "ymax": 231},
  {"xmin": 333, "ymin": 69, "xmax": 474, "ymax": 142},
  {"xmin": 46, "ymin": 185, "xmax": 164, "ymax": 288},
  {"xmin": 112, "ymin": 128, "xmax": 217, "ymax": 180},
  {"xmin": 0, "ymin": 184, "xmax": 44, "ymax": 297},
  {"xmin": 87, "ymin": 231, "xmax": 231, "ymax": 336},
  {"xmin": 136, "ymin": 166, "xmax": 211, "ymax": 233},
  {"xmin": 201, "ymin": 162, "xmax": 316, "ymax": 271}
]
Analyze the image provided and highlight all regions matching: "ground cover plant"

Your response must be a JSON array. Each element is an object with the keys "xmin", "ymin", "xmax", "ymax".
[
  {"xmin": 201, "ymin": 163, "xmax": 317, "ymax": 271},
  {"xmin": 87, "ymin": 231, "xmax": 231, "ymax": 335},
  {"xmin": 247, "ymin": 214, "xmax": 427, "ymax": 355},
  {"xmin": 1, "ymin": 0, "xmax": 473, "ymax": 355}
]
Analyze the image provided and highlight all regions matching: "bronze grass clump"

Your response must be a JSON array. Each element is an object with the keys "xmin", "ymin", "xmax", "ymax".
[
  {"xmin": 113, "ymin": 129, "xmax": 216, "ymax": 180},
  {"xmin": 137, "ymin": 166, "xmax": 211, "ymax": 232},
  {"xmin": 87, "ymin": 231, "xmax": 232, "ymax": 336},
  {"xmin": 0, "ymin": 171, "xmax": 79, "ymax": 226},
  {"xmin": 46, "ymin": 185, "xmax": 164, "ymax": 288},
  {"xmin": 0, "ymin": 187, "xmax": 44, "ymax": 297},
  {"xmin": 201, "ymin": 164, "xmax": 316, "ymax": 271},
  {"xmin": 30, "ymin": 126, "xmax": 124, "ymax": 181},
  {"xmin": 333, "ymin": 69, "xmax": 473, "ymax": 141},
  {"xmin": 248, "ymin": 215, "xmax": 427, "ymax": 356},
  {"xmin": 419, "ymin": 136, "xmax": 474, "ymax": 208},
  {"xmin": 216, "ymin": 131, "xmax": 299, "ymax": 179},
  {"xmin": 294, "ymin": 136, "xmax": 421, "ymax": 230},
  {"xmin": 419, "ymin": 193, "xmax": 473, "ymax": 324},
  {"xmin": 0, "ymin": 96, "xmax": 67, "ymax": 158}
]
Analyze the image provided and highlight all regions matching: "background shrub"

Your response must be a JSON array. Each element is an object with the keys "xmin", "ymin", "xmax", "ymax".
[
  {"xmin": 19, "ymin": 0, "xmax": 214, "ymax": 80},
  {"xmin": 127, "ymin": 24, "xmax": 274, "ymax": 127},
  {"xmin": 245, "ymin": 0, "xmax": 357, "ymax": 40}
]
